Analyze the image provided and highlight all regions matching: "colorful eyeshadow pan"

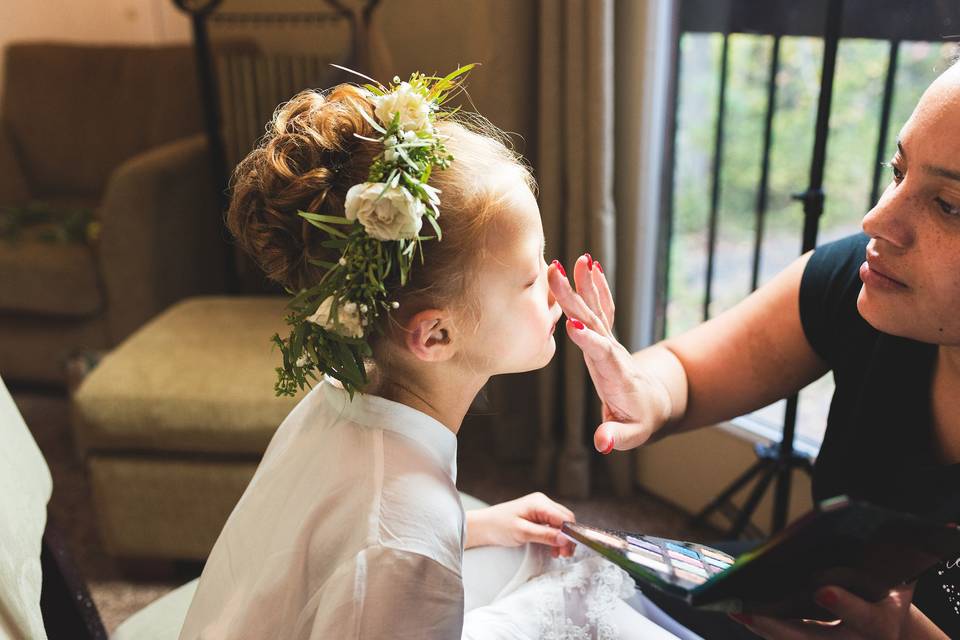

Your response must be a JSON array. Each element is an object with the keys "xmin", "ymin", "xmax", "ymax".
[
  {"xmin": 665, "ymin": 542, "xmax": 700, "ymax": 560},
  {"xmin": 702, "ymin": 555, "xmax": 732, "ymax": 570},
  {"xmin": 699, "ymin": 547, "xmax": 735, "ymax": 563},
  {"xmin": 626, "ymin": 536, "xmax": 662, "ymax": 554},
  {"xmin": 672, "ymin": 560, "xmax": 708, "ymax": 578},
  {"xmin": 579, "ymin": 527, "xmax": 627, "ymax": 550},
  {"xmin": 626, "ymin": 550, "xmax": 670, "ymax": 573},
  {"xmin": 674, "ymin": 568, "xmax": 707, "ymax": 585}
]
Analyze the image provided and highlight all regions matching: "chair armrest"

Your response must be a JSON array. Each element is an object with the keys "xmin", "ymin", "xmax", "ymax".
[
  {"xmin": 0, "ymin": 123, "xmax": 30, "ymax": 203},
  {"xmin": 97, "ymin": 133, "xmax": 227, "ymax": 343}
]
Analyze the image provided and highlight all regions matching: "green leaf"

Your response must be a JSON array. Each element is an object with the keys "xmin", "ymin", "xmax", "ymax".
[
  {"xmin": 298, "ymin": 211, "xmax": 354, "ymax": 225},
  {"xmin": 308, "ymin": 259, "xmax": 338, "ymax": 269},
  {"xmin": 303, "ymin": 219, "xmax": 347, "ymax": 238},
  {"xmin": 425, "ymin": 213, "xmax": 443, "ymax": 240},
  {"xmin": 353, "ymin": 100, "xmax": 387, "ymax": 134}
]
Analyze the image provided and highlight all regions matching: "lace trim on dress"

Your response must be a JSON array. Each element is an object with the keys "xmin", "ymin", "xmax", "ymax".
[{"xmin": 531, "ymin": 548, "xmax": 636, "ymax": 640}]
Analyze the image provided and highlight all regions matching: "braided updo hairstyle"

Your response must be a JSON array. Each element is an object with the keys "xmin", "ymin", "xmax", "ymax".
[{"xmin": 227, "ymin": 84, "xmax": 536, "ymax": 352}]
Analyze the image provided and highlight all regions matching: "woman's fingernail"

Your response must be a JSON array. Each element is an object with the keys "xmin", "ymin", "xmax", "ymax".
[
  {"xmin": 551, "ymin": 259, "xmax": 566, "ymax": 277},
  {"xmin": 584, "ymin": 253, "xmax": 593, "ymax": 269},
  {"xmin": 603, "ymin": 438, "xmax": 614, "ymax": 454},
  {"xmin": 595, "ymin": 261, "xmax": 603, "ymax": 274},
  {"xmin": 570, "ymin": 318, "xmax": 585, "ymax": 330},
  {"xmin": 815, "ymin": 589, "xmax": 838, "ymax": 608}
]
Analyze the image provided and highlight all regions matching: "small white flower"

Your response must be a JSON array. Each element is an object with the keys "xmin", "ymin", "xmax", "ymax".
[
  {"xmin": 338, "ymin": 257, "xmax": 347, "ymax": 266},
  {"xmin": 360, "ymin": 304, "xmax": 368, "ymax": 313},
  {"xmin": 403, "ymin": 130, "xmax": 418, "ymax": 143},
  {"xmin": 295, "ymin": 353, "xmax": 312, "ymax": 368},
  {"xmin": 372, "ymin": 82, "xmax": 432, "ymax": 132},
  {"xmin": 344, "ymin": 182, "xmax": 425, "ymax": 241},
  {"xmin": 306, "ymin": 296, "xmax": 364, "ymax": 338},
  {"xmin": 384, "ymin": 147, "xmax": 398, "ymax": 163},
  {"xmin": 390, "ymin": 301, "xmax": 400, "ymax": 309}
]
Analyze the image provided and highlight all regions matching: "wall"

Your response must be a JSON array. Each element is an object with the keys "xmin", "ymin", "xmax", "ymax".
[
  {"xmin": 636, "ymin": 424, "xmax": 815, "ymax": 535},
  {"xmin": 0, "ymin": 0, "xmax": 190, "ymax": 103}
]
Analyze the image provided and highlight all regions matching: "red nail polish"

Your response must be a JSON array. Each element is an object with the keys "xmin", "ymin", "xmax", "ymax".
[
  {"xmin": 570, "ymin": 318, "xmax": 585, "ymax": 330},
  {"xmin": 551, "ymin": 259, "xmax": 566, "ymax": 277},
  {"xmin": 603, "ymin": 439, "xmax": 614, "ymax": 455},
  {"xmin": 585, "ymin": 253, "xmax": 593, "ymax": 269},
  {"xmin": 815, "ymin": 589, "xmax": 838, "ymax": 608},
  {"xmin": 595, "ymin": 261, "xmax": 603, "ymax": 274}
]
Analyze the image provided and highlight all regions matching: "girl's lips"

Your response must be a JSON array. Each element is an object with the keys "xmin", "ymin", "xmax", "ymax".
[{"xmin": 860, "ymin": 260, "xmax": 908, "ymax": 291}]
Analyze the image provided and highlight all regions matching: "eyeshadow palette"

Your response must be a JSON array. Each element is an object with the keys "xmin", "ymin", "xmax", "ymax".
[{"xmin": 562, "ymin": 495, "xmax": 960, "ymax": 620}]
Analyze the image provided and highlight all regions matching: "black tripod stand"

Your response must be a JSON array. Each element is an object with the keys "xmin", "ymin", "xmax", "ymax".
[{"xmin": 691, "ymin": 0, "xmax": 844, "ymax": 539}]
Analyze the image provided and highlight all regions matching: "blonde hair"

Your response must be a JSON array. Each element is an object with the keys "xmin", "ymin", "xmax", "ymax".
[{"xmin": 226, "ymin": 84, "xmax": 536, "ymax": 349}]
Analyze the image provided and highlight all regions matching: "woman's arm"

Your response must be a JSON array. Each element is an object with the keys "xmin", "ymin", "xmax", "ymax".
[
  {"xmin": 548, "ymin": 252, "xmax": 830, "ymax": 451},
  {"xmin": 657, "ymin": 250, "xmax": 828, "ymax": 435}
]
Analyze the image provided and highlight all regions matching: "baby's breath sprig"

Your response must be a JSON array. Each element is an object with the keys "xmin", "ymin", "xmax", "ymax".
[{"xmin": 272, "ymin": 64, "xmax": 475, "ymax": 398}]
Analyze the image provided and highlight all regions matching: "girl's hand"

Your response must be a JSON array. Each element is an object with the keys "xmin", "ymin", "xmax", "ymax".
[
  {"xmin": 547, "ymin": 255, "xmax": 674, "ymax": 452},
  {"xmin": 465, "ymin": 492, "xmax": 577, "ymax": 557},
  {"xmin": 731, "ymin": 584, "xmax": 948, "ymax": 639}
]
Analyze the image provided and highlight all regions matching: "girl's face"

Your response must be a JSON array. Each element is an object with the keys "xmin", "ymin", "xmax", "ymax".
[
  {"xmin": 456, "ymin": 178, "xmax": 562, "ymax": 375},
  {"xmin": 858, "ymin": 64, "xmax": 960, "ymax": 346}
]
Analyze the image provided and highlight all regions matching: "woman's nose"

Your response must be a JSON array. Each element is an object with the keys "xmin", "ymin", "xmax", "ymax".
[{"xmin": 862, "ymin": 182, "xmax": 915, "ymax": 249}]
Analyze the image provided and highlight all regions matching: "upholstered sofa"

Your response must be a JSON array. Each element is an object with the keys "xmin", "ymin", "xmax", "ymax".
[{"xmin": 0, "ymin": 43, "xmax": 226, "ymax": 385}]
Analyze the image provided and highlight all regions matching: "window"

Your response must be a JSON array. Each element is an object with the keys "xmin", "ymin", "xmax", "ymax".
[{"xmin": 663, "ymin": 0, "xmax": 959, "ymax": 447}]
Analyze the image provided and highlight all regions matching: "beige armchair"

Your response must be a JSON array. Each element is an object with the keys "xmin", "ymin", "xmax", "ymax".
[{"xmin": 0, "ymin": 43, "xmax": 227, "ymax": 385}]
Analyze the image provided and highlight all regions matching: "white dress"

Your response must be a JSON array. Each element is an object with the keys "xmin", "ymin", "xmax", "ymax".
[{"xmin": 178, "ymin": 380, "xmax": 693, "ymax": 640}]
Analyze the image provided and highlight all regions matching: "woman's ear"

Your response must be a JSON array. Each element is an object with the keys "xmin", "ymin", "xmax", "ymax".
[{"xmin": 403, "ymin": 309, "xmax": 455, "ymax": 362}]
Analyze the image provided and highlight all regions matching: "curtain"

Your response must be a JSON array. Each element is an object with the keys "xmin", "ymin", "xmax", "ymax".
[{"xmin": 526, "ymin": 0, "xmax": 674, "ymax": 498}]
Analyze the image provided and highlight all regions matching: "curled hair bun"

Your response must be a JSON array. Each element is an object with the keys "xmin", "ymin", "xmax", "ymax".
[{"xmin": 227, "ymin": 84, "xmax": 380, "ymax": 291}]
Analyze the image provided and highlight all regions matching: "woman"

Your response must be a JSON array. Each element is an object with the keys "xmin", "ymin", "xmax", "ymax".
[{"xmin": 547, "ymin": 60, "xmax": 960, "ymax": 639}]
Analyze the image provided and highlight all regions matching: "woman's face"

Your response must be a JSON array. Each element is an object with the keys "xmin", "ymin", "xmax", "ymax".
[
  {"xmin": 858, "ymin": 63, "xmax": 960, "ymax": 346},
  {"xmin": 457, "ymin": 177, "xmax": 562, "ymax": 375}
]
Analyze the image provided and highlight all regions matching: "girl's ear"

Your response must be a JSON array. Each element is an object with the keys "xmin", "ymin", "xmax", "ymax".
[{"xmin": 403, "ymin": 309, "xmax": 454, "ymax": 362}]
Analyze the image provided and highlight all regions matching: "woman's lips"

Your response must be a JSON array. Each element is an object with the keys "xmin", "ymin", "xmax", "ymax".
[{"xmin": 860, "ymin": 260, "xmax": 908, "ymax": 291}]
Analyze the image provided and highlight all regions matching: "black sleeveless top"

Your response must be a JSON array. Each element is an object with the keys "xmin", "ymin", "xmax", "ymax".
[{"xmin": 800, "ymin": 233, "xmax": 960, "ymax": 634}]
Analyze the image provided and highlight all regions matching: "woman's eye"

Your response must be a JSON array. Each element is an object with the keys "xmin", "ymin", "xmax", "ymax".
[
  {"xmin": 936, "ymin": 197, "xmax": 960, "ymax": 217},
  {"xmin": 890, "ymin": 163, "xmax": 905, "ymax": 183}
]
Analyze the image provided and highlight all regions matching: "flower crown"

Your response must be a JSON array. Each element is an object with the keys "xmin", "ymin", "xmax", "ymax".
[{"xmin": 272, "ymin": 64, "xmax": 475, "ymax": 398}]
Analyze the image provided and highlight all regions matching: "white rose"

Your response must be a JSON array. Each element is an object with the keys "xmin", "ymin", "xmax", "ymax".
[
  {"xmin": 372, "ymin": 82, "xmax": 432, "ymax": 132},
  {"xmin": 306, "ymin": 296, "xmax": 364, "ymax": 338},
  {"xmin": 344, "ymin": 182, "xmax": 425, "ymax": 241}
]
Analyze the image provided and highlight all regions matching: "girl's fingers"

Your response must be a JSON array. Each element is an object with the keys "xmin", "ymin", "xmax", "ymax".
[
  {"xmin": 518, "ymin": 520, "xmax": 565, "ymax": 548},
  {"xmin": 548, "ymin": 261, "xmax": 606, "ymax": 334}
]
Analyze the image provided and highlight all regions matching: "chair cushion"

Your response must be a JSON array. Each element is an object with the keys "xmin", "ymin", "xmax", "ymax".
[
  {"xmin": 73, "ymin": 296, "xmax": 303, "ymax": 457},
  {"xmin": 0, "ymin": 376, "xmax": 53, "ymax": 640},
  {"xmin": 0, "ymin": 239, "xmax": 102, "ymax": 316}
]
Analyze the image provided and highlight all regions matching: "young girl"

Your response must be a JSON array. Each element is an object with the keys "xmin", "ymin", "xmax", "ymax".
[{"xmin": 178, "ymin": 70, "xmax": 689, "ymax": 640}]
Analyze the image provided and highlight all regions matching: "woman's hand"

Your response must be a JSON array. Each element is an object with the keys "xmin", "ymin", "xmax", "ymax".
[
  {"xmin": 731, "ymin": 584, "xmax": 949, "ymax": 639},
  {"xmin": 464, "ymin": 492, "xmax": 577, "ymax": 557},
  {"xmin": 547, "ymin": 255, "xmax": 677, "ymax": 452}
]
